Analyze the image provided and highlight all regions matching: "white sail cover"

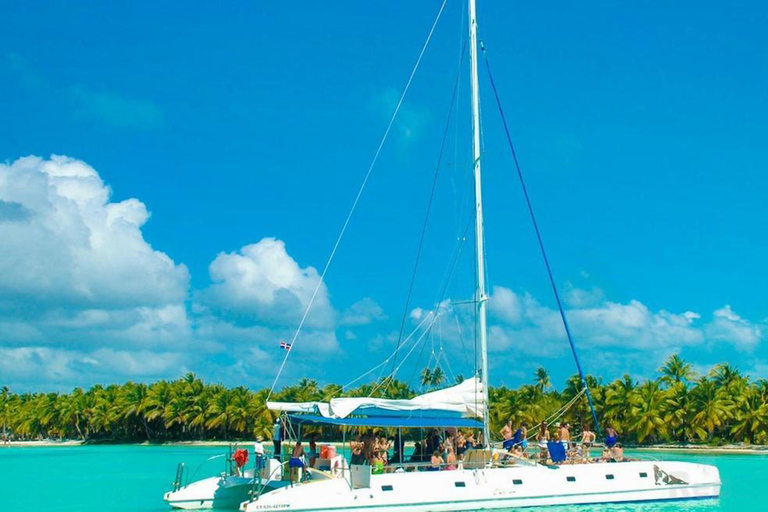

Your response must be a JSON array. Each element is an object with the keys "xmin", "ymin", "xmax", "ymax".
[{"xmin": 267, "ymin": 377, "xmax": 484, "ymax": 419}]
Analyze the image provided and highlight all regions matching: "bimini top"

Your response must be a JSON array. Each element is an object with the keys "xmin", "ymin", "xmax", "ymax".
[
  {"xmin": 286, "ymin": 414, "xmax": 483, "ymax": 429},
  {"xmin": 267, "ymin": 377, "xmax": 485, "ymax": 421}
]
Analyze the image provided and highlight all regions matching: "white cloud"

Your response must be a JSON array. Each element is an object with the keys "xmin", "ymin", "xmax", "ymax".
[
  {"xmin": 341, "ymin": 297, "xmax": 386, "ymax": 326},
  {"xmin": 486, "ymin": 287, "xmax": 765, "ymax": 357},
  {"xmin": 705, "ymin": 305, "xmax": 763, "ymax": 351},
  {"xmin": 0, "ymin": 155, "xmax": 189, "ymax": 309},
  {"xmin": 199, "ymin": 238, "xmax": 335, "ymax": 329}
]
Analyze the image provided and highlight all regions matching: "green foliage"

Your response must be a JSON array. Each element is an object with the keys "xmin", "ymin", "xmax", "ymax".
[{"xmin": 2, "ymin": 355, "xmax": 766, "ymax": 445}]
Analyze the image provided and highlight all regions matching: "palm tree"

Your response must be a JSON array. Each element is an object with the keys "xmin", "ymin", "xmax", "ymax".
[
  {"xmin": 690, "ymin": 378, "xmax": 734, "ymax": 440},
  {"xmin": 430, "ymin": 367, "xmax": 445, "ymax": 387},
  {"xmin": 420, "ymin": 368, "xmax": 433, "ymax": 388},
  {"xmin": 628, "ymin": 381, "xmax": 669, "ymax": 443},
  {"xmin": 534, "ymin": 367, "xmax": 551, "ymax": 392},
  {"xmin": 659, "ymin": 354, "xmax": 696, "ymax": 386}
]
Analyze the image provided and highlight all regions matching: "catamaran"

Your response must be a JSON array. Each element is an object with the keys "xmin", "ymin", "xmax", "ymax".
[{"xmin": 237, "ymin": 0, "xmax": 721, "ymax": 510}]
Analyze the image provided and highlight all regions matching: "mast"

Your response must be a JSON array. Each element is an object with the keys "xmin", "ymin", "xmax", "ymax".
[{"xmin": 468, "ymin": 0, "xmax": 491, "ymax": 447}]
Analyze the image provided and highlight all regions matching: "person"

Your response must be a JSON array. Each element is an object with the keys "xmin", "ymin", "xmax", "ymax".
[
  {"xmin": 445, "ymin": 444, "xmax": 458, "ymax": 470},
  {"xmin": 371, "ymin": 451, "xmax": 385, "ymax": 474},
  {"xmin": 289, "ymin": 441, "xmax": 305, "ymax": 482},
  {"xmin": 599, "ymin": 446, "xmax": 612, "ymax": 462},
  {"xmin": 254, "ymin": 436, "xmax": 266, "ymax": 473},
  {"xmin": 272, "ymin": 418, "xmax": 283, "ymax": 461},
  {"xmin": 611, "ymin": 443, "xmax": 625, "ymax": 462},
  {"xmin": 409, "ymin": 440, "xmax": 424, "ymax": 464},
  {"xmin": 605, "ymin": 424, "xmax": 618, "ymax": 449},
  {"xmin": 456, "ymin": 431, "xmax": 466, "ymax": 459},
  {"xmin": 425, "ymin": 429, "xmax": 442, "ymax": 456},
  {"xmin": 350, "ymin": 434, "xmax": 365, "ymax": 465},
  {"xmin": 362, "ymin": 430, "xmax": 376, "ymax": 464},
  {"xmin": 560, "ymin": 423, "xmax": 571, "ymax": 452},
  {"xmin": 465, "ymin": 431, "xmax": 476, "ymax": 451},
  {"xmin": 537, "ymin": 422, "xmax": 550, "ymax": 463},
  {"xmin": 308, "ymin": 433, "xmax": 318, "ymax": 468},
  {"xmin": 581, "ymin": 425, "xmax": 595, "ymax": 448},
  {"xmin": 518, "ymin": 422, "xmax": 529, "ymax": 454},
  {"xmin": 500, "ymin": 420, "xmax": 514, "ymax": 450},
  {"xmin": 429, "ymin": 450, "xmax": 444, "ymax": 471}
]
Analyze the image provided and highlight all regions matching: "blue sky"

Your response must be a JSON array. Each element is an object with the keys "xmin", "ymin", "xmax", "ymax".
[{"xmin": 1, "ymin": 1, "xmax": 767, "ymax": 392}]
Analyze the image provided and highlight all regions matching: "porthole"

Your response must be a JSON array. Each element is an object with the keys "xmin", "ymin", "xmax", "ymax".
[
  {"xmin": 513, "ymin": 479, "xmax": 523, "ymax": 485},
  {"xmin": 605, "ymin": 474, "xmax": 615, "ymax": 480},
  {"xmin": 639, "ymin": 472, "xmax": 648, "ymax": 478},
  {"xmin": 566, "ymin": 476, "xmax": 576, "ymax": 482},
  {"xmin": 454, "ymin": 482, "xmax": 466, "ymax": 488},
  {"xmin": 381, "ymin": 485, "xmax": 393, "ymax": 491}
]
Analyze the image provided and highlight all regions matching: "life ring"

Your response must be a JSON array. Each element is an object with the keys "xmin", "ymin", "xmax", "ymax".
[{"xmin": 234, "ymin": 448, "xmax": 249, "ymax": 468}]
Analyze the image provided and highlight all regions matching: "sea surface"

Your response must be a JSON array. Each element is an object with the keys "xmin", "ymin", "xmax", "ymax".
[{"xmin": 0, "ymin": 446, "xmax": 763, "ymax": 511}]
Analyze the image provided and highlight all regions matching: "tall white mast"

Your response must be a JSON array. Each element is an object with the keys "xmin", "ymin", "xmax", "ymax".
[{"xmin": 468, "ymin": 0, "xmax": 490, "ymax": 447}]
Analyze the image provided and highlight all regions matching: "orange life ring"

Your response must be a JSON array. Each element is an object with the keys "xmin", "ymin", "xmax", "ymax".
[{"xmin": 234, "ymin": 448, "xmax": 249, "ymax": 467}]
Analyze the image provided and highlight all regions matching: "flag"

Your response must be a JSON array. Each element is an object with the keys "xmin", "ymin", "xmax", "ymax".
[{"xmin": 279, "ymin": 341, "xmax": 292, "ymax": 350}]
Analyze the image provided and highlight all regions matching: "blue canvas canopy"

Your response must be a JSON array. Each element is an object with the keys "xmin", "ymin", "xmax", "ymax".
[{"xmin": 287, "ymin": 414, "xmax": 482, "ymax": 429}]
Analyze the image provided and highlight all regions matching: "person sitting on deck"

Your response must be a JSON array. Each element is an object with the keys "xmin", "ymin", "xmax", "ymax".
[
  {"xmin": 611, "ymin": 443, "xmax": 626, "ymax": 462},
  {"xmin": 429, "ymin": 450, "xmax": 444, "ymax": 471},
  {"xmin": 371, "ymin": 451, "xmax": 385, "ymax": 474},
  {"xmin": 599, "ymin": 446, "xmax": 612, "ymax": 462}
]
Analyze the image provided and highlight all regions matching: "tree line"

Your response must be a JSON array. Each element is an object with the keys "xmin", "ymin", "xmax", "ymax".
[{"xmin": 1, "ymin": 355, "xmax": 766, "ymax": 445}]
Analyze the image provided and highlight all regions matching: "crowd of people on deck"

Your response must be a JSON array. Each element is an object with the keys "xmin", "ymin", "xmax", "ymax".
[
  {"xmin": 268, "ymin": 416, "xmax": 631, "ymax": 481},
  {"xmin": 500, "ymin": 420, "xmax": 629, "ymax": 465}
]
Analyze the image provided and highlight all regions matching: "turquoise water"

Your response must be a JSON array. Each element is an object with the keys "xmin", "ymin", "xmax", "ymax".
[{"xmin": 0, "ymin": 446, "xmax": 763, "ymax": 511}]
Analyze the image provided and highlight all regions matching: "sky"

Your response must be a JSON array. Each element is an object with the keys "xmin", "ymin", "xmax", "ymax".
[{"xmin": 1, "ymin": 0, "xmax": 767, "ymax": 393}]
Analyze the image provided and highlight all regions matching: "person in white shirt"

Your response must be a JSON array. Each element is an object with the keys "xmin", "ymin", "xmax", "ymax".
[{"xmin": 254, "ymin": 436, "xmax": 266, "ymax": 472}]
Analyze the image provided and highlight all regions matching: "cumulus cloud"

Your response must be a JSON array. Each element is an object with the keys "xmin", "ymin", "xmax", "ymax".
[
  {"xmin": 486, "ymin": 287, "xmax": 764, "ymax": 359},
  {"xmin": 705, "ymin": 305, "xmax": 763, "ymax": 351},
  {"xmin": 341, "ymin": 297, "xmax": 386, "ymax": 326},
  {"xmin": 198, "ymin": 238, "xmax": 335, "ymax": 329},
  {"xmin": 0, "ymin": 155, "xmax": 189, "ymax": 310},
  {"xmin": 0, "ymin": 346, "xmax": 187, "ymax": 389}
]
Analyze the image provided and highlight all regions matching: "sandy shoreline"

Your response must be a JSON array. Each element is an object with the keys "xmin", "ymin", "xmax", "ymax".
[{"xmin": 3, "ymin": 439, "xmax": 767, "ymax": 454}]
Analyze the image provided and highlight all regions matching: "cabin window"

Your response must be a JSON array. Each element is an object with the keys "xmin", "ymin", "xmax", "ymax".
[
  {"xmin": 381, "ymin": 485, "xmax": 393, "ymax": 492},
  {"xmin": 605, "ymin": 474, "xmax": 615, "ymax": 480},
  {"xmin": 639, "ymin": 472, "xmax": 648, "ymax": 478},
  {"xmin": 454, "ymin": 482, "xmax": 466, "ymax": 488},
  {"xmin": 513, "ymin": 479, "xmax": 523, "ymax": 485},
  {"xmin": 566, "ymin": 476, "xmax": 576, "ymax": 482}
]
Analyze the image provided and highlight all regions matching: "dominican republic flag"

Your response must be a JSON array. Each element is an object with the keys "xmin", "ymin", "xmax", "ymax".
[{"xmin": 279, "ymin": 341, "xmax": 292, "ymax": 350}]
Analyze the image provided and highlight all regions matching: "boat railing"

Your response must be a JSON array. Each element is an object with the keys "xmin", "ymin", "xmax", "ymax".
[{"xmin": 172, "ymin": 462, "xmax": 186, "ymax": 491}]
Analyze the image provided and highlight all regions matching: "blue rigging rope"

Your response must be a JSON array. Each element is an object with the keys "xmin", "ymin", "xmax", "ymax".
[{"xmin": 479, "ymin": 41, "xmax": 602, "ymax": 437}]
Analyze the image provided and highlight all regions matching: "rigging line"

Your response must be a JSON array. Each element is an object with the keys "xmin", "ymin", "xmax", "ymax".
[
  {"xmin": 265, "ymin": 0, "xmax": 449, "ymax": 401},
  {"xmin": 403, "ymin": 209, "xmax": 474, "ymax": 390},
  {"xmin": 479, "ymin": 41, "xmax": 602, "ymax": 437},
  {"xmin": 522, "ymin": 388, "xmax": 587, "ymax": 443},
  {"xmin": 389, "ymin": 38, "xmax": 468, "ymax": 377},
  {"xmin": 367, "ymin": 308, "xmax": 444, "ymax": 397},
  {"xmin": 326, "ymin": 310, "xmax": 437, "ymax": 400}
]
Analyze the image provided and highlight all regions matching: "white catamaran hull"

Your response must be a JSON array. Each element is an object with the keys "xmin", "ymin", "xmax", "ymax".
[{"xmin": 240, "ymin": 461, "xmax": 719, "ymax": 512}]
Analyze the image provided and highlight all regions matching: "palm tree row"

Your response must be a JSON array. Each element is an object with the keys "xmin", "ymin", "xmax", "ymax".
[{"xmin": 1, "ymin": 355, "xmax": 766, "ymax": 445}]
